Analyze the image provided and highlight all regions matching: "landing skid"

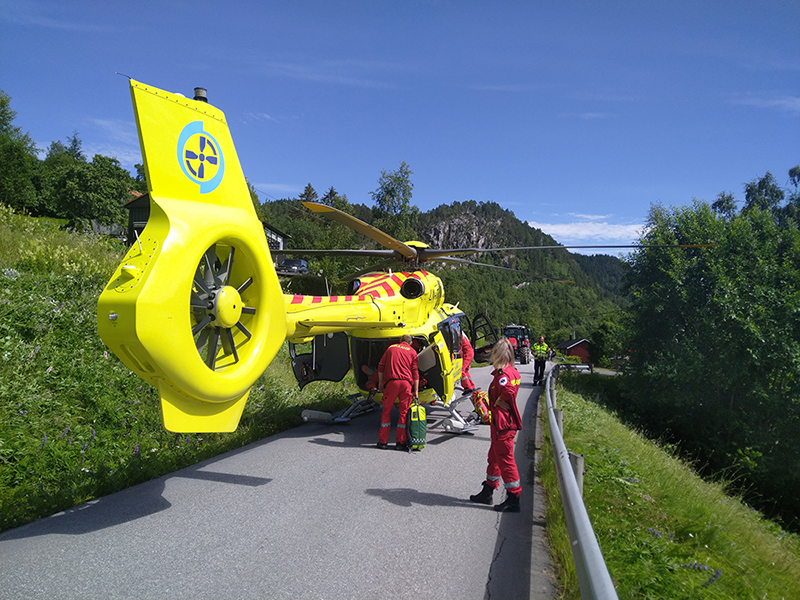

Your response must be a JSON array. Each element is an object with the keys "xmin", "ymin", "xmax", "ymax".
[
  {"xmin": 427, "ymin": 389, "xmax": 481, "ymax": 434},
  {"xmin": 300, "ymin": 388, "xmax": 483, "ymax": 434}
]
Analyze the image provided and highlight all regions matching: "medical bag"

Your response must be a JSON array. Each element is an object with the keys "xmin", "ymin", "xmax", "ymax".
[
  {"xmin": 408, "ymin": 398, "xmax": 427, "ymax": 451},
  {"xmin": 471, "ymin": 390, "xmax": 491, "ymax": 424}
]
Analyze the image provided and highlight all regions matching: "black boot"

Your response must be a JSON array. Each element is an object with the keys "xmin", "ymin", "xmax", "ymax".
[
  {"xmin": 494, "ymin": 492, "xmax": 520, "ymax": 513},
  {"xmin": 469, "ymin": 482, "xmax": 494, "ymax": 505}
]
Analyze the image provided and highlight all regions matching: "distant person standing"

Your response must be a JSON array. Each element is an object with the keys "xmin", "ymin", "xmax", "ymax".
[
  {"xmin": 460, "ymin": 331, "xmax": 476, "ymax": 394},
  {"xmin": 532, "ymin": 335, "xmax": 551, "ymax": 386},
  {"xmin": 377, "ymin": 334, "xmax": 419, "ymax": 451},
  {"xmin": 469, "ymin": 337, "xmax": 523, "ymax": 512}
]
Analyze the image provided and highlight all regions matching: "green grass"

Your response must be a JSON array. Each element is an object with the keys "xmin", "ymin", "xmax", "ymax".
[
  {"xmin": 539, "ymin": 378, "xmax": 800, "ymax": 599},
  {"xmin": 0, "ymin": 206, "xmax": 351, "ymax": 531}
]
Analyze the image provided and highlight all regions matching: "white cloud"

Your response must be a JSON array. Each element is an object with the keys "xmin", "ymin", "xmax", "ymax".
[
  {"xmin": 569, "ymin": 213, "xmax": 611, "ymax": 221},
  {"xmin": 730, "ymin": 93, "xmax": 800, "ymax": 116},
  {"xmin": 528, "ymin": 219, "xmax": 646, "ymax": 254},
  {"xmin": 0, "ymin": 1, "xmax": 111, "ymax": 32},
  {"xmin": 253, "ymin": 183, "xmax": 303, "ymax": 199},
  {"xmin": 259, "ymin": 61, "xmax": 394, "ymax": 89},
  {"xmin": 243, "ymin": 112, "xmax": 279, "ymax": 123},
  {"xmin": 83, "ymin": 118, "xmax": 141, "ymax": 170}
]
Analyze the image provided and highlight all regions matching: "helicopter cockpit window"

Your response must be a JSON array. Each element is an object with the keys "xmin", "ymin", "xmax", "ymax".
[{"xmin": 437, "ymin": 317, "xmax": 462, "ymax": 357}]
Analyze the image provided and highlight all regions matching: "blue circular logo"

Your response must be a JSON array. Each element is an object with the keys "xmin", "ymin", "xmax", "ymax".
[{"xmin": 177, "ymin": 121, "xmax": 225, "ymax": 194}]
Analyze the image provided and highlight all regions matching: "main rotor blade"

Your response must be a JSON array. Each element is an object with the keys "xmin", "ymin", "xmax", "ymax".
[
  {"xmin": 301, "ymin": 201, "xmax": 418, "ymax": 260},
  {"xmin": 420, "ymin": 243, "xmax": 716, "ymax": 259},
  {"xmin": 280, "ymin": 248, "xmax": 397, "ymax": 259},
  {"xmin": 435, "ymin": 257, "xmax": 574, "ymax": 283}
]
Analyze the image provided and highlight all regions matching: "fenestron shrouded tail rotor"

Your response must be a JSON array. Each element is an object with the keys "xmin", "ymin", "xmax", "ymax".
[
  {"xmin": 191, "ymin": 243, "xmax": 258, "ymax": 370},
  {"xmin": 97, "ymin": 80, "xmax": 287, "ymax": 433}
]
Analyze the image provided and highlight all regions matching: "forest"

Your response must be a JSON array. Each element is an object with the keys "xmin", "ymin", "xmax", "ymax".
[{"xmin": 2, "ymin": 86, "xmax": 799, "ymax": 530}]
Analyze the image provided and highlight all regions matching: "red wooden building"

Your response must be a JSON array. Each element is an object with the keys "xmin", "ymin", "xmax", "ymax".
[{"xmin": 555, "ymin": 338, "xmax": 591, "ymax": 363}]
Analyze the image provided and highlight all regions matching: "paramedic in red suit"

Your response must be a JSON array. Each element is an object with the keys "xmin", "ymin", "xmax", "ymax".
[
  {"xmin": 376, "ymin": 334, "xmax": 419, "ymax": 451},
  {"xmin": 469, "ymin": 337, "xmax": 523, "ymax": 512},
  {"xmin": 460, "ymin": 332, "xmax": 476, "ymax": 393}
]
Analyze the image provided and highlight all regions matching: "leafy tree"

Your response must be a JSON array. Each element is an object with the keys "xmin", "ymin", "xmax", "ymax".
[
  {"xmin": 0, "ymin": 90, "xmax": 39, "ymax": 212},
  {"xmin": 298, "ymin": 183, "xmax": 318, "ymax": 205},
  {"xmin": 623, "ymin": 191, "xmax": 800, "ymax": 528},
  {"xmin": 588, "ymin": 312, "xmax": 628, "ymax": 367},
  {"xmin": 47, "ymin": 154, "xmax": 132, "ymax": 225},
  {"xmin": 246, "ymin": 178, "xmax": 262, "ymax": 219},
  {"xmin": 320, "ymin": 186, "xmax": 339, "ymax": 207},
  {"xmin": 369, "ymin": 161, "xmax": 419, "ymax": 240},
  {"xmin": 778, "ymin": 165, "xmax": 800, "ymax": 228},
  {"xmin": 132, "ymin": 163, "xmax": 148, "ymax": 194},
  {"xmin": 711, "ymin": 191, "xmax": 737, "ymax": 220},
  {"xmin": 743, "ymin": 171, "xmax": 783, "ymax": 213}
]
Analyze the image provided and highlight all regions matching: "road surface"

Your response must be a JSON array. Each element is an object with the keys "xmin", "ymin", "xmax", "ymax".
[{"xmin": 1, "ymin": 362, "xmax": 556, "ymax": 600}]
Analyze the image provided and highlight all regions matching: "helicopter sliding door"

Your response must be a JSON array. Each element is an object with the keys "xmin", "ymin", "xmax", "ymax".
[
  {"xmin": 289, "ymin": 332, "xmax": 351, "ymax": 389},
  {"xmin": 470, "ymin": 313, "xmax": 498, "ymax": 364}
]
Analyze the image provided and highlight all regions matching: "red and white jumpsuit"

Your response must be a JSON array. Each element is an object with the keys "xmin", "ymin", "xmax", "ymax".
[
  {"xmin": 484, "ymin": 365, "xmax": 522, "ymax": 497},
  {"xmin": 377, "ymin": 341, "xmax": 419, "ymax": 445},
  {"xmin": 460, "ymin": 333, "xmax": 476, "ymax": 392}
]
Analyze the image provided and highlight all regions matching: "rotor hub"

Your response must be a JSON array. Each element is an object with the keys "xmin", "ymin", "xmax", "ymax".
[{"xmin": 213, "ymin": 285, "xmax": 243, "ymax": 328}]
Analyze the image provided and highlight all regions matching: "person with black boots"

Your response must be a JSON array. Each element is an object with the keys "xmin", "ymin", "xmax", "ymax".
[
  {"xmin": 376, "ymin": 334, "xmax": 419, "ymax": 451},
  {"xmin": 532, "ymin": 335, "xmax": 551, "ymax": 385},
  {"xmin": 469, "ymin": 336, "xmax": 523, "ymax": 512}
]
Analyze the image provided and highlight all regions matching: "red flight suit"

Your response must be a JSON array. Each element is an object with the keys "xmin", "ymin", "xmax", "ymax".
[
  {"xmin": 484, "ymin": 365, "xmax": 522, "ymax": 497},
  {"xmin": 460, "ymin": 333, "xmax": 476, "ymax": 392},
  {"xmin": 377, "ymin": 341, "xmax": 419, "ymax": 445}
]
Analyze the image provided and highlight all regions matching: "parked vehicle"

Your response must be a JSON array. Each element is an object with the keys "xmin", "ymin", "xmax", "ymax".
[
  {"xmin": 276, "ymin": 258, "xmax": 309, "ymax": 275},
  {"xmin": 502, "ymin": 323, "xmax": 532, "ymax": 364}
]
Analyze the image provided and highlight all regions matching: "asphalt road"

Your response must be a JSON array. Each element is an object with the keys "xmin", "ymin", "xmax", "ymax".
[{"xmin": 1, "ymin": 362, "xmax": 556, "ymax": 600}]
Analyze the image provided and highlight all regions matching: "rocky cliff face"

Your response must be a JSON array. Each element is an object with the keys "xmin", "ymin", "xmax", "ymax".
[
  {"xmin": 415, "ymin": 200, "xmax": 625, "ymax": 299},
  {"xmin": 421, "ymin": 214, "xmax": 506, "ymax": 249}
]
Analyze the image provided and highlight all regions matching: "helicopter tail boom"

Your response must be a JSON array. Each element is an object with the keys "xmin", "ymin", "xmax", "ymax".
[{"xmin": 284, "ymin": 293, "xmax": 407, "ymax": 340}]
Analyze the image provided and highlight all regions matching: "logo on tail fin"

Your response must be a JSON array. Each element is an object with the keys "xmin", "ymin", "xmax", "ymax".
[{"xmin": 177, "ymin": 121, "xmax": 225, "ymax": 193}]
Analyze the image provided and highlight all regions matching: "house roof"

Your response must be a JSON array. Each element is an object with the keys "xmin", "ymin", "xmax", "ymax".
[
  {"xmin": 555, "ymin": 338, "xmax": 590, "ymax": 350},
  {"xmin": 124, "ymin": 191, "xmax": 149, "ymax": 208}
]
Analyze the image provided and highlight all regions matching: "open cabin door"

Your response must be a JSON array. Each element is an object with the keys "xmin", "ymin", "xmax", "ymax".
[
  {"xmin": 470, "ymin": 313, "xmax": 498, "ymax": 364},
  {"xmin": 289, "ymin": 332, "xmax": 351, "ymax": 390}
]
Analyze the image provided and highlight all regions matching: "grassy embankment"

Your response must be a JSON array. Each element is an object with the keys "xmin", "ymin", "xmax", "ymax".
[
  {"xmin": 0, "ymin": 205, "xmax": 351, "ymax": 532},
  {"xmin": 539, "ymin": 372, "xmax": 800, "ymax": 599}
]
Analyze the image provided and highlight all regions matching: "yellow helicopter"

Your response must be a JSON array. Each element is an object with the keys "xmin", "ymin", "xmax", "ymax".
[
  {"xmin": 96, "ymin": 79, "xmax": 499, "ymax": 434},
  {"xmin": 97, "ymin": 79, "xmax": 713, "ymax": 434}
]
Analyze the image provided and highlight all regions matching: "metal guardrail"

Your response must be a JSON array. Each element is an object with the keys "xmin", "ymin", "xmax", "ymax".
[{"xmin": 544, "ymin": 365, "xmax": 618, "ymax": 600}]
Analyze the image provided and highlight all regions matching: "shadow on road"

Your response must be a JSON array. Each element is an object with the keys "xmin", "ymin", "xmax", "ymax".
[
  {"xmin": 1, "ymin": 467, "xmax": 272, "ymax": 541},
  {"xmin": 364, "ymin": 487, "xmax": 480, "ymax": 508}
]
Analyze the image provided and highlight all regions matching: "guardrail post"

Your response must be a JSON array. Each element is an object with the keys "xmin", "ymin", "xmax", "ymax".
[
  {"xmin": 569, "ymin": 452, "xmax": 585, "ymax": 496},
  {"xmin": 555, "ymin": 408, "xmax": 563, "ymax": 434}
]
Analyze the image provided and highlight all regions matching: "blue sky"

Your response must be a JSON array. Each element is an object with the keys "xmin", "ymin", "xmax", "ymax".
[{"xmin": 1, "ymin": 0, "xmax": 798, "ymax": 253}]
